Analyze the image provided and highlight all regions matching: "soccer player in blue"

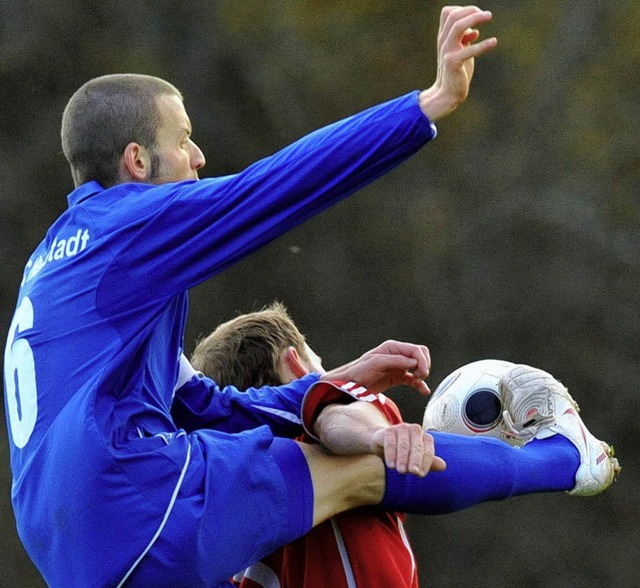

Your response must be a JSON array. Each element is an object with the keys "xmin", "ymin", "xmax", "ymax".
[{"xmin": 3, "ymin": 7, "xmax": 511, "ymax": 587}]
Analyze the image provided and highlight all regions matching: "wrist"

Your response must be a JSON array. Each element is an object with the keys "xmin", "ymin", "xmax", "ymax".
[{"xmin": 418, "ymin": 86, "xmax": 460, "ymax": 122}]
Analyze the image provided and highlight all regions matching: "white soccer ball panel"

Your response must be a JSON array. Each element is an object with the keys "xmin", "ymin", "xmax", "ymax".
[{"xmin": 423, "ymin": 359, "xmax": 517, "ymax": 443}]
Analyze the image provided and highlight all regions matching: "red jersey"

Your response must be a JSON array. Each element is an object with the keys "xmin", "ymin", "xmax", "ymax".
[{"xmin": 239, "ymin": 387, "xmax": 418, "ymax": 588}]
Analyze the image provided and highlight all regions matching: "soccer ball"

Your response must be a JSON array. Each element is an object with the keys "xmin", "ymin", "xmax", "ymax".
[{"xmin": 423, "ymin": 359, "xmax": 520, "ymax": 444}]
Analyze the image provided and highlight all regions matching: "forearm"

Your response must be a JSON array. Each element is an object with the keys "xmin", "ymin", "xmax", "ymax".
[{"xmin": 313, "ymin": 401, "xmax": 389, "ymax": 457}]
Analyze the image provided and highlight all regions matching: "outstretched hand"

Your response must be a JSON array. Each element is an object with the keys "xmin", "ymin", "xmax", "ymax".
[
  {"xmin": 322, "ymin": 339, "xmax": 432, "ymax": 395},
  {"xmin": 420, "ymin": 5, "xmax": 497, "ymax": 121}
]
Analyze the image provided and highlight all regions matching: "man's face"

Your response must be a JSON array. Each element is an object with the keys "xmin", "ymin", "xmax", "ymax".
[{"xmin": 149, "ymin": 94, "xmax": 206, "ymax": 183}]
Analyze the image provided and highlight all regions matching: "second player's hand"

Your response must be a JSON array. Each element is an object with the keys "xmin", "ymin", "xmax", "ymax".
[
  {"xmin": 323, "ymin": 339, "xmax": 432, "ymax": 395},
  {"xmin": 371, "ymin": 425, "xmax": 446, "ymax": 477}
]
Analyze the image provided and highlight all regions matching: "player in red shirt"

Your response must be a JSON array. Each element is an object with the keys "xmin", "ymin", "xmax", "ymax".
[
  {"xmin": 238, "ymin": 396, "xmax": 417, "ymax": 587},
  {"xmin": 191, "ymin": 302, "xmax": 421, "ymax": 587},
  {"xmin": 188, "ymin": 302, "xmax": 618, "ymax": 587}
]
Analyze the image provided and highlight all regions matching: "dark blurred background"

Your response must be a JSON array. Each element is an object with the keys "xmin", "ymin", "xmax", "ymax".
[{"xmin": 1, "ymin": 1, "xmax": 638, "ymax": 586}]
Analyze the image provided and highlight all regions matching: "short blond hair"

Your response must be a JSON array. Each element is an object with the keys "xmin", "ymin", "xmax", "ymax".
[{"xmin": 191, "ymin": 302, "xmax": 309, "ymax": 389}]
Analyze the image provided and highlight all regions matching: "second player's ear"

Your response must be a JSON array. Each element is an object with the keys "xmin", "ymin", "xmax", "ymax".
[{"xmin": 286, "ymin": 347, "xmax": 310, "ymax": 378}]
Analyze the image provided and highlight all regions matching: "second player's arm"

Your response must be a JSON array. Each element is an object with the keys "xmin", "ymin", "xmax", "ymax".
[{"xmin": 313, "ymin": 398, "xmax": 446, "ymax": 477}]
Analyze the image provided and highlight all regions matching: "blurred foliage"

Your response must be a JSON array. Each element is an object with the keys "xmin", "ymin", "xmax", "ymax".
[{"xmin": 1, "ymin": 1, "xmax": 639, "ymax": 586}]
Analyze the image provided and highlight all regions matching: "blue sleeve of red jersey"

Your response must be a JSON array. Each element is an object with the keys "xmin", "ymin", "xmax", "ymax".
[{"xmin": 171, "ymin": 369, "xmax": 320, "ymax": 437}]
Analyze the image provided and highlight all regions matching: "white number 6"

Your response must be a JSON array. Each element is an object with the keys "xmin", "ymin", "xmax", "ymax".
[{"xmin": 4, "ymin": 296, "xmax": 38, "ymax": 448}]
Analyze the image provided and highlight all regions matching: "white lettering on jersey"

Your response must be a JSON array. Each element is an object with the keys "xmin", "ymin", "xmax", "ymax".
[{"xmin": 21, "ymin": 228, "xmax": 91, "ymax": 286}]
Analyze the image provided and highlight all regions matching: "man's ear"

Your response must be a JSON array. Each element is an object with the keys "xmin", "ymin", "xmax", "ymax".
[
  {"xmin": 285, "ymin": 346, "xmax": 310, "ymax": 379},
  {"xmin": 121, "ymin": 142, "xmax": 151, "ymax": 182}
]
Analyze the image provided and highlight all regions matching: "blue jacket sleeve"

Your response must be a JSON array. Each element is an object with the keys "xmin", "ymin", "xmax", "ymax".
[
  {"xmin": 171, "ymin": 368, "xmax": 320, "ymax": 437},
  {"xmin": 95, "ymin": 92, "xmax": 437, "ymax": 310}
]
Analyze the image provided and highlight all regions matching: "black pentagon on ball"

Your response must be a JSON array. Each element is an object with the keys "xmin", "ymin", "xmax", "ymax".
[{"xmin": 463, "ymin": 389, "xmax": 502, "ymax": 428}]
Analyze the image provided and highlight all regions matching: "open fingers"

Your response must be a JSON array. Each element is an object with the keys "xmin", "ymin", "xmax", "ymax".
[
  {"xmin": 439, "ymin": 6, "xmax": 494, "ymax": 50},
  {"xmin": 456, "ymin": 36, "xmax": 498, "ymax": 60}
]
